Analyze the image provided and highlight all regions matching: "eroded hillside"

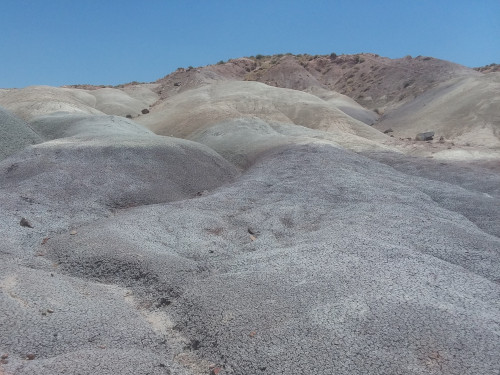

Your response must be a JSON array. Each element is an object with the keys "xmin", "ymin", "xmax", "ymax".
[{"xmin": 1, "ymin": 53, "xmax": 499, "ymax": 375}]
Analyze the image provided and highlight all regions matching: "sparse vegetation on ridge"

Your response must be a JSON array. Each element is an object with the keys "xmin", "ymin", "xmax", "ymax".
[{"xmin": 474, "ymin": 63, "xmax": 500, "ymax": 73}]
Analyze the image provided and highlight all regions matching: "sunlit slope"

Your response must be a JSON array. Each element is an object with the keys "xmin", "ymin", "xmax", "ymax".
[
  {"xmin": 137, "ymin": 81, "xmax": 387, "ymax": 142},
  {"xmin": 375, "ymin": 74, "xmax": 500, "ymax": 147}
]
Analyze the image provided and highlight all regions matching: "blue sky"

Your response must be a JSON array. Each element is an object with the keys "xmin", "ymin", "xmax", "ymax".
[{"xmin": 1, "ymin": 0, "xmax": 499, "ymax": 88}]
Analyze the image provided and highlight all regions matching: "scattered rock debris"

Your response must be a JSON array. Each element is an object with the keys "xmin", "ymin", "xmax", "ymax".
[
  {"xmin": 25, "ymin": 354, "xmax": 36, "ymax": 360},
  {"xmin": 41, "ymin": 237, "xmax": 50, "ymax": 245}
]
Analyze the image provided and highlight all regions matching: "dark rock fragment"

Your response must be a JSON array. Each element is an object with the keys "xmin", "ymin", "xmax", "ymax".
[
  {"xmin": 415, "ymin": 131, "xmax": 434, "ymax": 141},
  {"xmin": 20, "ymin": 217, "xmax": 33, "ymax": 228}
]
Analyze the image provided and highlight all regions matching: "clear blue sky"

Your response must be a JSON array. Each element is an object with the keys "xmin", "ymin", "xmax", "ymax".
[{"xmin": 1, "ymin": 0, "xmax": 499, "ymax": 88}]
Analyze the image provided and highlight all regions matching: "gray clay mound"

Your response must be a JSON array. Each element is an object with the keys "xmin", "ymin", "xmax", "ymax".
[
  {"xmin": 362, "ymin": 150, "xmax": 500, "ymax": 238},
  {"xmin": 88, "ymin": 87, "xmax": 158, "ymax": 118},
  {"xmin": 187, "ymin": 118, "xmax": 298, "ymax": 169},
  {"xmin": 188, "ymin": 117, "xmax": 394, "ymax": 170},
  {"xmin": 33, "ymin": 143, "xmax": 500, "ymax": 375},
  {"xmin": 0, "ymin": 261, "xmax": 189, "ymax": 375},
  {"xmin": 306, "ymin": 87, "xmax": 379, "ymax": 125},
  {"xmin": 0, "ymin": 86, "xmax": 102, "ymax": 121},
  {"xmin": 29, "ymin": 113, "xmax": 155, "ymax": 140},
  {"xmin": 0, "ymin": 107, "xmax": 42, "ymax": 161},
  {"xmin": 0, "ymin": 135, "xmax": 239, "ymax": 257}
]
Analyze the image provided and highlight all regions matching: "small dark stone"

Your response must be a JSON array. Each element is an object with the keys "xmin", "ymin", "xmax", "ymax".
[
  {"xmin": 174, "ymin": 82, "xmax": 181, "ymax": 87},
  {"xmin": 20, "ymin": 217, "xmax": 33, "ymax": 228},
  {"xmin": 141, "ymin": 108, "xmax": 149, "ymax": 114},
  {"xmin": 7, "ymin": 163, "xmax": 18, "ymax": 173},
  {"xmin": 26, "ymin": 353, "xmax": 36, "ymax": 360},
  {"xmin": 415, "ymin": 131, "xmax": 434, "ymax": 141},
  {"xmin": 21, "ymin": 196, "xmax": 35, "ymax": 203},
  {"xmin": 383, "ymin": 128, "xmax": 393, "ymax": 134},
  {"xmin": 155, "ymin": 297, "xmax": 171, "ymax": 308},
  {"xmin": 184, "ymin": 339, "xmax": 201, "ymax": 351},
  {"xmin": 1, "ymin": 354, "xmax": 8, "ymax": 359},
  {"xmin": 191, "ymin": 340, "xmax": 200, "ymax": 350},
  {"xmin": 126, "ymin": 114, "xmax": 132, "ymax": 119}
]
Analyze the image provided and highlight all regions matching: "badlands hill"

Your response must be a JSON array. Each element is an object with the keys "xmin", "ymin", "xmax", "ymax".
[
  {"xmin": 0, "ymin": 53, "xmax": 499, "ymax": 375},
  {"xmin": 61, "ymin": 52, "xmax": 500, "ymax": 150}
]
